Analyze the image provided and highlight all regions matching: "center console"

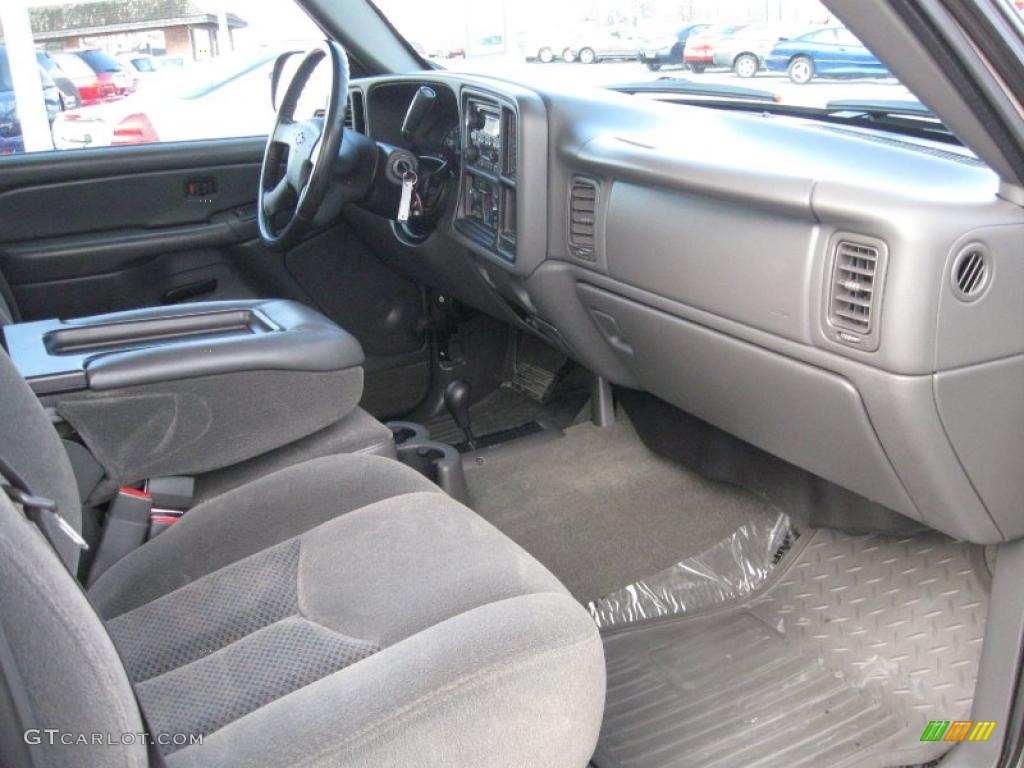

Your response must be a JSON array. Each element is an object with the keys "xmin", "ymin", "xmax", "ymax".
[
  {"xmin": 2, "ymin": 300, "xmax": 366, "ymax": 485},
  {"xmin": 455, "ymin": 92, "xmax": 519, "ymax": 261}
]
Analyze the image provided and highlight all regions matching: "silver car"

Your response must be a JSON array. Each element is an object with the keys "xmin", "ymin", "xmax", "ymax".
[
  {"xmin": 711, "ymin": 23, "xmax": 786, "ymax": 78},
  {"xmin": 565, "ymin": 27, "xmax": 641, "ymax": 64}
]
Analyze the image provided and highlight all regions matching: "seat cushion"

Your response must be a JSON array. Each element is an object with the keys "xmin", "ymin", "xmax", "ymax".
[
  {"xmin": 91, "ymin": 454, "xmax": 605, "ymax": 767},
  {"xmin": 88, "ymin": 453, "xmax": 440, "ymax": 616}
]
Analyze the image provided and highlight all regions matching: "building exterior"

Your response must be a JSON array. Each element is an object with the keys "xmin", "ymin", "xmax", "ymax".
[{"xmin": 23, "ymin": 1, "xmax": 246, "ymax": 61}]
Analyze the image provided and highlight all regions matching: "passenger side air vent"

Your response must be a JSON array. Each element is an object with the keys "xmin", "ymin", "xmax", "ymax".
[
  {"xmin": 951, "ymin": 244, "xmax": 990, "ymax": 301},
  {"xmin": 568, "ymin": 177, "xmax": 599, "ymax": 260},
  {"xmin": 825, "ymin": 235, "xmax": 888, "ymax": 351}
]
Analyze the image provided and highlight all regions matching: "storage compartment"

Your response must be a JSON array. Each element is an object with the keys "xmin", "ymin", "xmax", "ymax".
[
  {"xmin": 577, "ymin": 283, "xmax": 919, "ymax": 521},
  {"xmin": 44, "ymin": 309, "xmax": 271, "ymax": 355},
  {"xmin": 2, "ymin": 299, "xmax": 366, "ymax": 485}
]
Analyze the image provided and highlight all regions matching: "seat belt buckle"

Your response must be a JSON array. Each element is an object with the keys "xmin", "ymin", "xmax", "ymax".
[
  {"xmin": 143, "ymin": 477, "xmax": 193, "ymax": 538},
  {"xmin": 149, "ymin": 509, "xmax": 184, "ymax": 539},
  {"xmin": 86, "ymin": 487, "xmax": 154, "ymax": 586}
]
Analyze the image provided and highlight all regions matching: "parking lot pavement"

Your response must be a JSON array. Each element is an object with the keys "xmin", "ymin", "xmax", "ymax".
[{"xmin": 446, "ymin": 59, "xmax": 913, "ymax": 109}]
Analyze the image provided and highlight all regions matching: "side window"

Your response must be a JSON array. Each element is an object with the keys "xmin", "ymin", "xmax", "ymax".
[
  {"xmin": 0, "ymin": 0, "xmax": 320, "ymax": 156},
  {"xmin": 835, "ymin": 29, "xmax": 862, "ymax": 47},
  {"xmin": 807, "ymin": 29, "xmax": 838, "ymax": 45}
]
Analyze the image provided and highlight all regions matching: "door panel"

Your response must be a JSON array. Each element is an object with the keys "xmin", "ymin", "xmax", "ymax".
[
  {"xmin": 0, "ymin": 139, "xmax": 430, "ymax": 418},
  {"xmin": 0, "ymin": 138, "xmax": 265, "ymax": 318}
]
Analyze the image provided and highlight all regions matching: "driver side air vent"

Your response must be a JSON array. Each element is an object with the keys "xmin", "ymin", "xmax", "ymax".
[
  {"xmin": 826, "ymin": 236, "xmax": 888, "ymax": 351},
  {"xmin": 568, "ymin": 177, "xmax": 599, "ymax": 260}
]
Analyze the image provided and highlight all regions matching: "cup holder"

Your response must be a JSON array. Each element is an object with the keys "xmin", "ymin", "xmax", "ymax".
[
  {"xmin": 387, "ymin": 420, "xmax": 430, "ymax": 447},
  {"xmin": 396, "ymin": 440, "xmax": 470, "ymax": 505}
]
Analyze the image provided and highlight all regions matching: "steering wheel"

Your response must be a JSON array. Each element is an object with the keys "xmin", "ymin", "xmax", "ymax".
[{"xmin": 258, "ymin": 41, "xmax": 349, "ymax": 250}]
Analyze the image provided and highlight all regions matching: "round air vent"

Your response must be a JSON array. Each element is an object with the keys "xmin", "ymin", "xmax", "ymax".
[{"xmin": 951, "ymin": 244, "xmax": 991, "ymax": 302}]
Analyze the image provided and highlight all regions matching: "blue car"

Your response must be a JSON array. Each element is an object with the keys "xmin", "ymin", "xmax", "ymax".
[{"xmin": 765, "ymin": 27, "xmax": 890, "ymax": 84}]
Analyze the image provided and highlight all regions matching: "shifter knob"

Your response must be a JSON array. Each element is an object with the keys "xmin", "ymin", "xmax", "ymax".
[{"xmin": 443, "ymin": 380, "xmax": 476, "ymax": 448}]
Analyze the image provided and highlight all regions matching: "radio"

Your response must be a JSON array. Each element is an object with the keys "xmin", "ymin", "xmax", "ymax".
[{"xmin": 466, "ymin": 100, "xmax": 502, "ymax": 172}]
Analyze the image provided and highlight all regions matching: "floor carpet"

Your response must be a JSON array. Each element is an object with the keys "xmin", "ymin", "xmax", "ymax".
[{"xmin": 464, "ymin": 415, "xmax": 779, "ymax": 603}]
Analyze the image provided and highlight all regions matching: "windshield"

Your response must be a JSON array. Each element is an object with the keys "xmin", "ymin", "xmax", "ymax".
[{"xmin": 374, "ymin": 0, "xmax": 931, "ymax": 118}]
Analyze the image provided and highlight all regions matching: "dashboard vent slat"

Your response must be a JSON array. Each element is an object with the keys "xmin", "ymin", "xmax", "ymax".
[
  {"xmin": 344, "ymin": 91, "xmax": 365, "ymax": 133},
  {"xmin": 826, "ymin": 237, "xmax": 887, "ymax": 350},
  {"xmin": 568, "ymin": 177, "xmax": 598, "ymax": 260},
  {"xmin": 952, "ymin": 245, "xmax": 990, "ymax": 301}
]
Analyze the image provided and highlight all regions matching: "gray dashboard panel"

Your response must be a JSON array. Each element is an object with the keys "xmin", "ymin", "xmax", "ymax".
[
  {"xmin": 348, "ymin": 71, "xmax": 1024, "ymax": 543},
  {"xmin": 935, "ymin": 354, "xmax": 1024, "ymax": 539},
  {"xmin": 935, "ymin": 223, "xmax": 1024, "ymax": 370},
  {"xmin": 577, "ymin": 282, "xmax": 919, "ymax": 520},
  {"xmin": 604, "ymin": 182, "xmax": 818, "ymax": 344}
]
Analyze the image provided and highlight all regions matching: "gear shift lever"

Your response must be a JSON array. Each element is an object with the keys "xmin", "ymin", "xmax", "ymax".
[{"xmin": 443, "ymin": 380, "xmax": 476, "ymax": 449}]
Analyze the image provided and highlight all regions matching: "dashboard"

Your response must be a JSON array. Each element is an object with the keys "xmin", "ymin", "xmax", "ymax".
[{"xmin": 346, "ymin": 71, "xmax": 1024, "ymax": 547}]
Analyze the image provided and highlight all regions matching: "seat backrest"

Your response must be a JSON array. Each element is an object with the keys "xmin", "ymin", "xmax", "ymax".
[
  {"xmin": 0, "ymin": 269, "xmax": 19, "ymax": 325},
  {"xmin": 0, "ymin": 350, "xmax": 145, "ymax": 768},
  {"xmin": 0, "ymin": 349, "xmax": 82, "ymax": 571},
  {"xmin": 0, "ymin": 494, "xmax": 146, "ymax": 768}
]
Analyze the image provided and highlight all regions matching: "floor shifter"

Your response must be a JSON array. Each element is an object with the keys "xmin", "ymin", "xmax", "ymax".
[{"xmin": 443, "ymin": 380, "xmax": 477, "ymax": 450}]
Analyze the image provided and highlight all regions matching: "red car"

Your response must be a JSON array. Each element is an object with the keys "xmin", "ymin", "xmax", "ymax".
[
  {"xmin": 683, "ymin": 23, "xmax": 744, "ymax": 73},
  {"xmin": 50, "ymin": 49, "xmax": 134, "ymax": 106}
]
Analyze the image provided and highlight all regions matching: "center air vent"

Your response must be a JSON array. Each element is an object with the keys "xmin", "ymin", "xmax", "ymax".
[
  {"xmin": 951, "ymin": 244, "xmax": 990, "ymax": 301},
  {"xmin": 568, "ymin": 177, "xmax": 598, "ymax": 259},
  {"xmin": 825, "ymin": 235, "xmax": 888, "ymax": 351},
  {"xmin": 344, "ymin": 91, "xmax": 365, "ymax": 133}
]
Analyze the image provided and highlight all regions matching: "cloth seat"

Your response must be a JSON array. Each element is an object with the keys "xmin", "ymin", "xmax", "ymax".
[{"xmin": 0, "ymin": 348, "xmax": 606, "ymax": 768}]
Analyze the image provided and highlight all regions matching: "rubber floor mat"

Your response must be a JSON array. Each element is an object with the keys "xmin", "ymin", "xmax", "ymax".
[
  {"xmin": 594, "ymin": 529, "xmax": 989, "ymax": 768},
  {"xmin": 425, "ymin": 385, "xmax": 588, "ymax": 446}
]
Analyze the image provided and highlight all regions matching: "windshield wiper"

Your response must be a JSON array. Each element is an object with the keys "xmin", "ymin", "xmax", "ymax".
[
  {"xmin": 609, "ymin": 76, "xmax": 779, "ymax": 103},
  {"xmin": 824, "ymin": 98, "xmax": 935, "ymax": 117},
  {"xmin": 821, "ymin": 98, "xmax": 957, "ymax": 143}
]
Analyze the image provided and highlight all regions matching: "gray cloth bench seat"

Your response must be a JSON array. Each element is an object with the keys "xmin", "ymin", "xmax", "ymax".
[{"xmin": 0, "ymin": 347, "xmax": 606, "ymax": 768}]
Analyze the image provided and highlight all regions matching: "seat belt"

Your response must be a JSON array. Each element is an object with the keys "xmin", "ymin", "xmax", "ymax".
[
  {"xmin": 0, "ymin": 457, "xmax": 168, "ymax": 768},
  {"xmin": 0, "ymin": 455, "xmax": 87, "ymax": 576}
]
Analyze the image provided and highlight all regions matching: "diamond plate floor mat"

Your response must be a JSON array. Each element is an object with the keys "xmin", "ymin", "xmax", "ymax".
[{"xmin": 594, "ymin": 529, "xmax": 989, "ymax": 768}]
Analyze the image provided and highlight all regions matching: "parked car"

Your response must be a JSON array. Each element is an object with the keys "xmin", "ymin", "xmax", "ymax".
[
  {"xmin": 116, "ymin": 52, "xmax": 162, "ymax": 77},
  {"xmin": 636, "ymin": 23, "xmax": 711, "ymax": 71},
  {"xmin": 683, "ymin": 23, "xmax": 744, "ymax": 73},
  {"xmin": 765, "ymin": 27, "xmax": 890, "ymax": 84},
  {"xmin": 35, "ymin": 51, "xmax": 81, "ymax": 110},
  {"xmin": 0, "ymin": 46, "xmax": 62, "ymax": 153},
  {"xmin": 53, "ymin": 52, "xmax": 281, "ymax": 148},
  {"xmin": 530, "ymin": 40, "xmax": 572, "ymax": 63},
  {"xmin": 50, "ymin": 50, "xmax": 131, "ymax": 105},
  {"xmin": 564, "ymin": 27, "xmax": 641, "ymax": 64},
  {"xmin": 711, "ymin": 23, "xmax": 789, "ymax": 78}
]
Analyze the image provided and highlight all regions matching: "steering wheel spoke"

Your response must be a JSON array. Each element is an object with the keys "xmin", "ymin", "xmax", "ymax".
[
  {"xmin": 263, "ymin": 175, "xmax": 294, "ymax": 216},
  {"xmin": 258, "ymin": 41, "xmax": 350, "ymax": 250},
  {"xmin": 272, "ymin": 119, "xmax": 301, "ymax": 148}
]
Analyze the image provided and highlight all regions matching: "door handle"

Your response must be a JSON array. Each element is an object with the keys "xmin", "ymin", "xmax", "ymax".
[{"xmin": 162, "ymin": 279, "xmax": 218, "ymax": 304}]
